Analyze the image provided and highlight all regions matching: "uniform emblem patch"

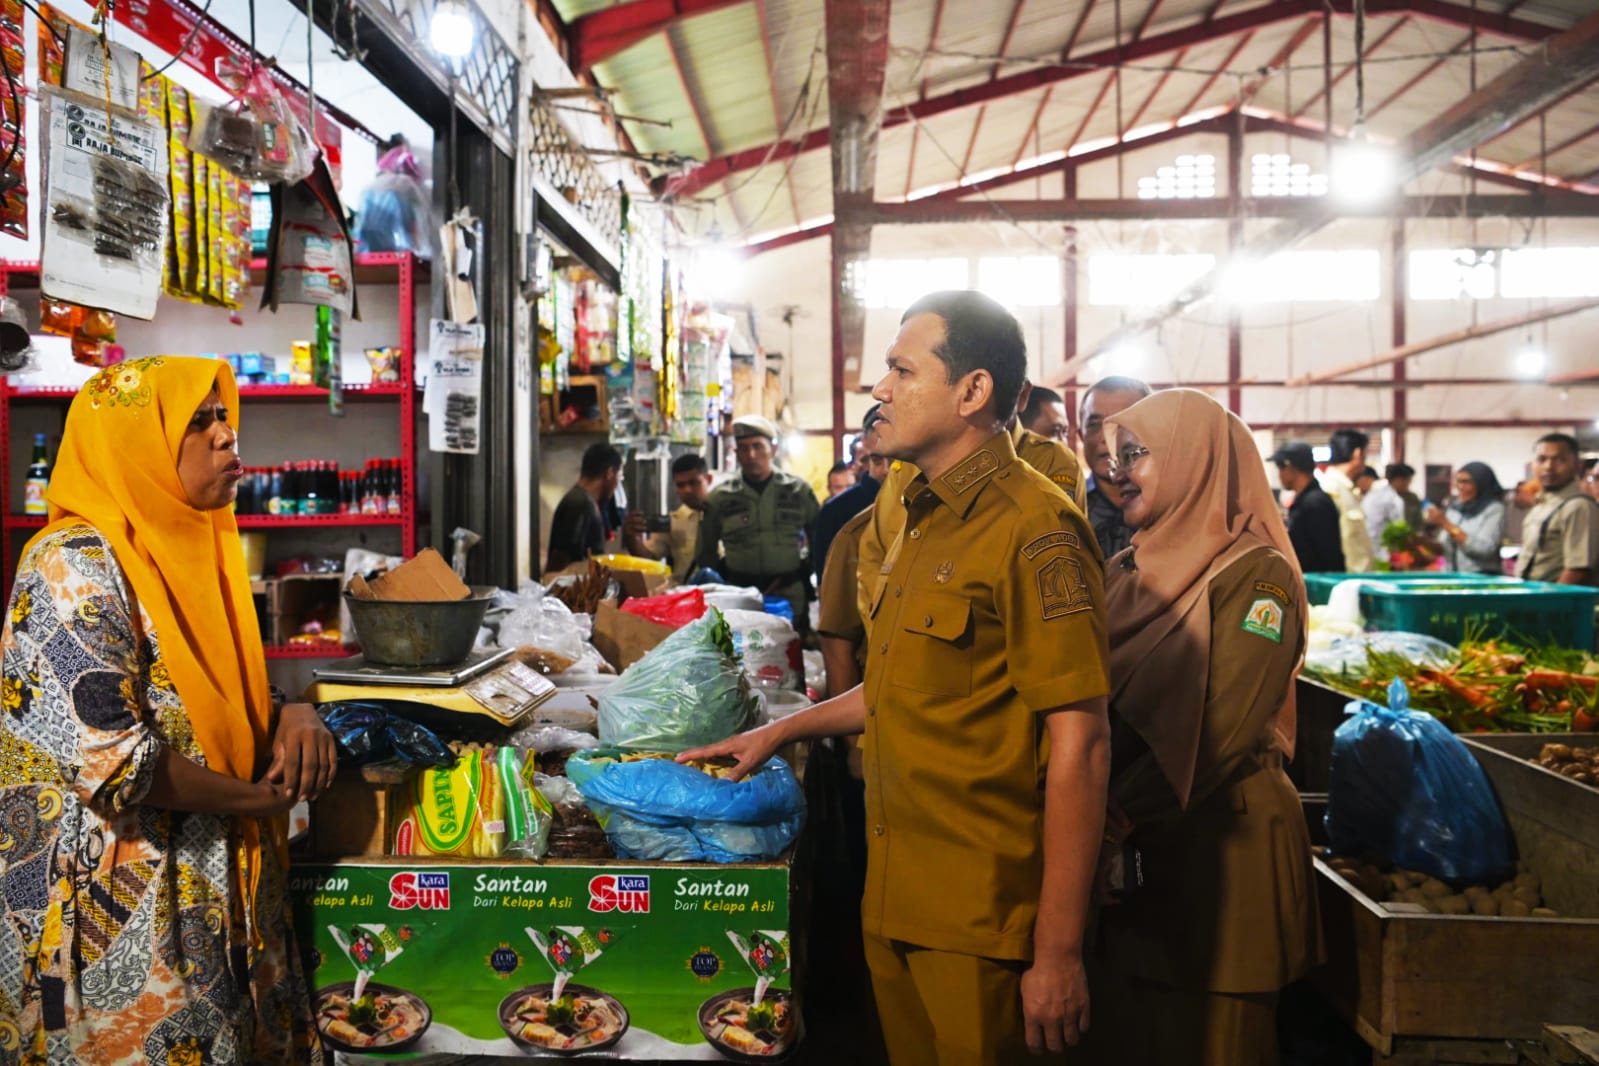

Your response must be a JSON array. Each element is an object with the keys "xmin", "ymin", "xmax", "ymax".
[
  {"xmin": 1242, "ymin": 598, "xmax": 1284, "ymax": 643},
  {"xmin": 933, "ymin": 561, "xmax": 954, "ymax": 584},
  {"xmin": 1037, "ymin": 557, "xmax": 1093, "ymax": 619}
]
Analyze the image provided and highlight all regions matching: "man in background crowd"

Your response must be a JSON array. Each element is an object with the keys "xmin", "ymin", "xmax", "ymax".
[
  {"xmin": 1321, "ymin": 429, "xmax": 1377, "ymax": 572},
  {"xmin": 624, "ymin": 453, "xmax": 714, "ymax": 582},
  {"xmin": 1355, "ymin": 465, "xmax": 1379, "ymax": 498},
  {"xmin": 1019, "ymin": 385, "xmax": 1071, "ymax": 442},
  {"xmin": 814, "ymin": 407, "xmax": 889, "ymax": 585},
  {"xmin": 1517, "ymin": 433, "xmax": 1598, "ymax": 586},
  {"xmin": 827, "ymin": 461, "xmax": 856, "ymax": 500},
  {"xmin": 1273, "ymin": 441, "xmax": 1345, "ymax": 573},
  {"xmin": 546, "ymin": 443, "xmax": 622, "ymax": 573},
  {"xmin": 1583, "ymin": 457, "xmax": 1599, "ymax": 503},
  {"xmin": 1077, "ymin": 376, "xmax": 1152, "ymax": 560},
  {"xmin": 698, "ymin": 415, "xmax": 821, "ymax": 627},
  {"xmin": 1362, "ymin": 462, "xmax": 1415, "ymax": 553}
]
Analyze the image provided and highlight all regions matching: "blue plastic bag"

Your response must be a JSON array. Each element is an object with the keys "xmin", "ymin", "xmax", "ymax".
[
  {"xmin": 567, "ymin": 749, "xmax": 805, "ymax": 863},
  {"xmin": 1325, "ymin": 678, "xmax": 1512, "ymax": 885}
]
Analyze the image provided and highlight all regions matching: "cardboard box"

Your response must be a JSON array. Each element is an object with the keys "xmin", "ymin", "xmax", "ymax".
[
  {"xmin": 358, "ymin": 548, "xmax": 470, "ymax": 602},
  {"xmin": 591, "ymin": 599, "xmax": 672, "ymax": 671}
]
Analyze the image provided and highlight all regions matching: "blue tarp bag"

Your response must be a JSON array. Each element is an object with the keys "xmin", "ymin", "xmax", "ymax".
[
  {"xmin": 1325, "ymin": 678, "xmax": 1513, "ymax": 885},
  {"xmin": 567, "ymin": 749, "xmax": 806, "ymax": 863}
]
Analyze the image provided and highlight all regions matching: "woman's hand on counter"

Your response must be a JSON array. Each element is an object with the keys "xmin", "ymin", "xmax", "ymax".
[
  {"xmin": 146, "ymin": 747, "xmax": 299, "ymax": 818},
  {"xmin": 264, "ymin": 703, "xmax": 337, "ymax": 803}
]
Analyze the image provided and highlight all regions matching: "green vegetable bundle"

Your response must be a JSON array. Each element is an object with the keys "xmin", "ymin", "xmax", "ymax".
[{"xmin": 597, "ymin": 608, "xmax": 757, "ymax": 751}]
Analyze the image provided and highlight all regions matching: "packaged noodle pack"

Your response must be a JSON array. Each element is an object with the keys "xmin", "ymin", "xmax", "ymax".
[{"xmin": 392, "ymin": 745, "xmax": 550, "ymax": 859}]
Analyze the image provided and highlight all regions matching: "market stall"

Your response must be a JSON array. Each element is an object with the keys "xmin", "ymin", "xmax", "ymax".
[
  {"xmin": 288, "ymin": 550, "xmax": 811, "ymax": 1060},
  {"xmin": 1288, "ymin": 574, "xmax": 1599, "ymax": 1062}
]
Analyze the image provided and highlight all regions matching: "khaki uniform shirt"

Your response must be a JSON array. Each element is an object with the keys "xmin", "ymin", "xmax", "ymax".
[
  {"xmin": 857, "ymin": 424, "xmax": 1086, "ymax": 627},
  {"xmin": 1102, "ymin": 548, "xmax": 1321, "ymax": 993},
  {"xmin": 817, "ymin": 509, "xmax": 870, "ymax": 656},
  {"xmin": 696, "ymin": 471, "xmax": 820, "ymax": 585},
  {"xmin": 642, "ymin": 504, "xmax": 704, "ymax": 582},
  {"xmin": 1517, "ymin": 480, "xmax": 1599, "ymax": 581},
  {"xmin": 1318, "ymin": 467, "xmax": 1375, "ymax": 573},
  {"xmin": 860, "ymin": 431, "xmax": 1109, "ymax": 961}
]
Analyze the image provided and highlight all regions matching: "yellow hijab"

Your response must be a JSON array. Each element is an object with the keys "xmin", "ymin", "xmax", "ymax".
[{"xmin": 26, "ymin": 357, "xmax": 276, "ymax": 928}]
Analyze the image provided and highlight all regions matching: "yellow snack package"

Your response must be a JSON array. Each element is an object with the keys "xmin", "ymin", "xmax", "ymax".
[{"xmin": 392, "ymin": 748, "xmax": 507, "ymax": 859}]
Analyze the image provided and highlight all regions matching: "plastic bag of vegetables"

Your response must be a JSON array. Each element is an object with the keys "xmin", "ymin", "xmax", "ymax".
[
  {"xmin": 1325, "ymin": 678, "xmax": 1513, "ymax": 885},
  {"xmin": 597, "ymin": 608, "xmax": 757, "ymax": 752},
  {"xmin": 566, "ymin": 749, "xmax": 804, "ymax": 863}
]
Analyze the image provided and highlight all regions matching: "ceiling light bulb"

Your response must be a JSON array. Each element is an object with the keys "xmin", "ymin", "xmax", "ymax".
[
  {"xmin": 430, "ymin": 0, "xmax": 475, "ymax": 58},
  {"xmin": 1330, "ymin": 137, "xmax": 1398, "ymax": 208},
  {"xmin": 1514, "ymin": 344, "xmax": 1547, "ymax": 378}
]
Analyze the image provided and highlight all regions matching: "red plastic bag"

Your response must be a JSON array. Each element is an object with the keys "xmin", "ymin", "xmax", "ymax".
[{"xmin": 619, "ymin": 588, "xmax": 707, "ymax": 629}]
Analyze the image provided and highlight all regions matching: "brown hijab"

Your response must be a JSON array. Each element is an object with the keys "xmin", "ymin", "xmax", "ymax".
[{"xmin": 1103, "ymin": 389, "xmax": 1305, "ymax": 807}]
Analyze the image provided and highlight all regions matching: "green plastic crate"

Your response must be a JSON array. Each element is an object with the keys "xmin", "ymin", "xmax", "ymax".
[
  {"xmin": 1356, "ymin": 580, "xmax": 1597, "ymax": 649},
  {"xmin": 1303, "ymin": 571, "xmax": 1518, "ymax": 606}
]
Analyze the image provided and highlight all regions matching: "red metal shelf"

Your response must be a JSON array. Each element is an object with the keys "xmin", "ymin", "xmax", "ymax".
[
  {"xmin": 5, "ymin": 383, "xmax": 410, "ymax": 402},
  {"xmin": 236, "ymin": 515, "xmax": 406, "ymax": 529},
  {"xmin": 7, "ymin": 515, "xmax": 404, "ymax": 531},
  {"xmin": 264, "ymin": 643, "xmax": 356, "ymax": 660}
]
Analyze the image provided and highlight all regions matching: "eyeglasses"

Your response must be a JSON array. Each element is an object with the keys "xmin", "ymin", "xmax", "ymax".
[{"xmin": 1107, "ymin": 445, "xmax": 1150, "ymax": 476}]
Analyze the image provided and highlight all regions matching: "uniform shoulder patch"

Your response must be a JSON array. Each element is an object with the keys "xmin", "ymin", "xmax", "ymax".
[
  {"xmin": 1021, "ymin": 530, "xmax": 1080, "ymax": 559},
  {"xmin": 1037, "ymin": 556, "xmax": 1094, "ymax": 619},
  {"xmin": 1241, "ymin": 597, "xmax": 1285, "ymax": 643},
  {"xmin": 1254, "ymin": 580, "xmax": 1290, "ymax": 605},
  {"xmin": 943, "ymin": 450, "xmax": 999, "ymax": 494}
]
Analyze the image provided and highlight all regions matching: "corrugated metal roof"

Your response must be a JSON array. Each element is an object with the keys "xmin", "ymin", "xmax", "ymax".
[{"xmin": 552, "ymin": 0, "xmax": 1599, "ymax": 241}]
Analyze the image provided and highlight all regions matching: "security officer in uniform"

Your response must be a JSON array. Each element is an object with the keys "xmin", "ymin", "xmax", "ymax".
[
  {"xmin": 682, "ymin": 291, "xmax": 1111, "ymax": 1065},
  {"xmin": 696, "ymin": 415, "xmax": 821, "ymax": 628},
  {"xmin": 857, "ymin": 381, "xmax": 1086, "ymax": 623}
]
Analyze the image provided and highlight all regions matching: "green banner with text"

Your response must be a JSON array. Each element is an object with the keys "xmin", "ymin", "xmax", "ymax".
[{"xmin": 290, "ymin": 862, "xmax": 796, "ymax": 1060}]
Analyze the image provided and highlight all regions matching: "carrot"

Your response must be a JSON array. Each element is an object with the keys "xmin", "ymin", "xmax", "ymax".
[
  {"xmin": 1420, "ymin": 668, "xmax": 1495, "ymax": 708},
  {"xmin": 1524, "ymin": 670, "xmax": 1599, "ymax": 692}
]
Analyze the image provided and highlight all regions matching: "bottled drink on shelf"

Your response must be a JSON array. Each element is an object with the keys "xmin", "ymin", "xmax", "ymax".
[
  {"xmin": 385, "ymin": 459, "xmax": 402, "ymax": 516},
  {"xmin": 24, "ymin": 434, "xmax": 50, "ymax": 515}
]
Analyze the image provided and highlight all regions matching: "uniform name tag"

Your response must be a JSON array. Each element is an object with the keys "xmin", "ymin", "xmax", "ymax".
[
  {"xmin": 1021, "ymin": 530, "xmax": 1080, "ymax": 559},
  {"xmin": 1254, "ymin": 581, "xmax": 1290, "ymax": 605}
]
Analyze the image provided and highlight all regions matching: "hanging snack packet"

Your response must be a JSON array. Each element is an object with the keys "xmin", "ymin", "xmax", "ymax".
[
  {"xmin": 329, "ymin": 922, "xmax": 413, "ymax": 1000},
  {"xmin": 726, "ymin": 930, "xmax": 791, "ymax": 1007},
  {"xmin": 526, "ymin": 926, "xmax": 613, "ymax": 1001}
]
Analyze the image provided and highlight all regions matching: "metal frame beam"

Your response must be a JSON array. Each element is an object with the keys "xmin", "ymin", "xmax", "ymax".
[
  {"xmin": 868, "ymin": 193, "xmax": 1599, "ymax": 223},
  {"xmin": 656, "ymin": 0, "xmax": 1557, "ymax": 200},
  {"xmin": 570, "ymin": 0, "xmax": 746, "ymax": 72},
  {"xmin": 825, "ymin": 0, "xmax": 891, "ymax": 452},
  {"xmin": 1292, "ymin": 15, "xmax": 1411, "ymax": 119},
  {"xmin": 1052, "ymin": 7, "xmax": 1599, "ymax": 387}
]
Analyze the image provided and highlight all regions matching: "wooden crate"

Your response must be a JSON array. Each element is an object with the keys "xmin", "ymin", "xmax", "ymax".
[
  {"xmin": 1521, "ymin": 1026, "xmax": 1599, "ymax": 1065},
  {"xmin": 1307, "ymin": 737, "xmax": 1599, "ymax": 1054},
  {"xmin": 1292, "ymin": 676, "xmax": 1351, "ymax": 794}
]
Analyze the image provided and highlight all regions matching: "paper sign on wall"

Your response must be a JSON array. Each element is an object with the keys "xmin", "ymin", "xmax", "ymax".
[{"xmin": 426, "ymin": 319, "xmax": 485, "ymax": 455}]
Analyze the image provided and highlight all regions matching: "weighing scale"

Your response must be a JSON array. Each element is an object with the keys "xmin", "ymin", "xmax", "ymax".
[{"xmin": 309, "ymin": 646, "xmax": 557, "ymax": 732}]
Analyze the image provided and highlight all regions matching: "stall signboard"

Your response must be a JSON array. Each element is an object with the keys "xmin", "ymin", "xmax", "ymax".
[{"xmin": 290, "ymin": 862, "xmax": 796, "ymax": 1060}]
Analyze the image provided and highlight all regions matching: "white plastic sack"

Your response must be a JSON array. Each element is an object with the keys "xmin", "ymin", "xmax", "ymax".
[
  {"xmin": 699, "ymin": 583, "xmax": 765, "ymax": 614},
  {"xmin": 721, "ymin": 608, "xmax": 801, "ymax": 690}
]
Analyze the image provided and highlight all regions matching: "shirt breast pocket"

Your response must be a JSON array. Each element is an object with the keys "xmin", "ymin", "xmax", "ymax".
[{"xmin": 891, "ymin": 591, "xmax": 973, "ymax": 697}]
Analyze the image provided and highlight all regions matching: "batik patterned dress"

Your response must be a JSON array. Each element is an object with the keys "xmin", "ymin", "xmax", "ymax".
[{"xmin": 0, "ymin": 526, "xmax": 319, "ymax": 1065}]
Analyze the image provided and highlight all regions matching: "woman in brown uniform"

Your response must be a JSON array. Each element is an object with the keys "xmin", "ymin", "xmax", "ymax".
[{"xmin": 1089, "ymin": 388, "xmax": 1320, "ymax": 1065}]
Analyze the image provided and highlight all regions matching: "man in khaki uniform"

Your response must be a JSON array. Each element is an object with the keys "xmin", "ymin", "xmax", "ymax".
[
  {"xmin": 857, "ymin": 382, "xmax": 1086, "ymax": 624},
  {"xmin": 696, "ymin": 415, "xmax": 821, "ymax": 626},
  {"xmin": 1517, "ymin": 432, "xmax": 1599, "ymax": 585},
  {"xmin": 683, "ymin": 291, "xmax": 1110, "ymax": 1064}
]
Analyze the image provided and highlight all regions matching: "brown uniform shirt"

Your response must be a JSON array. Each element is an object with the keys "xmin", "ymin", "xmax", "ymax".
[
  {"xmin": 817, "ymin": 509, "xmax": 870, "ymax": 661},
  {"xmin": 861, "ymin": 430, "xmax": 1109, "ymax": 961},
  {"xmin": 858, "ymin": 423, "xmax": 1086, "ymax": 626},
  {"xmin": 1102, "ymin": 547, "xmax": 1321, "ymax": 993},
  {"xmin": 1516, "ymin": 480, "xmax": 1599, "ymax": 581}
]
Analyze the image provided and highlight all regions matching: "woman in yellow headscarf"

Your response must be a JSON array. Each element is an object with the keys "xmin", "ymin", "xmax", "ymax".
[{"xmin": 0, "ymin": 356, "xmax": 334, "ymax": 1064}]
